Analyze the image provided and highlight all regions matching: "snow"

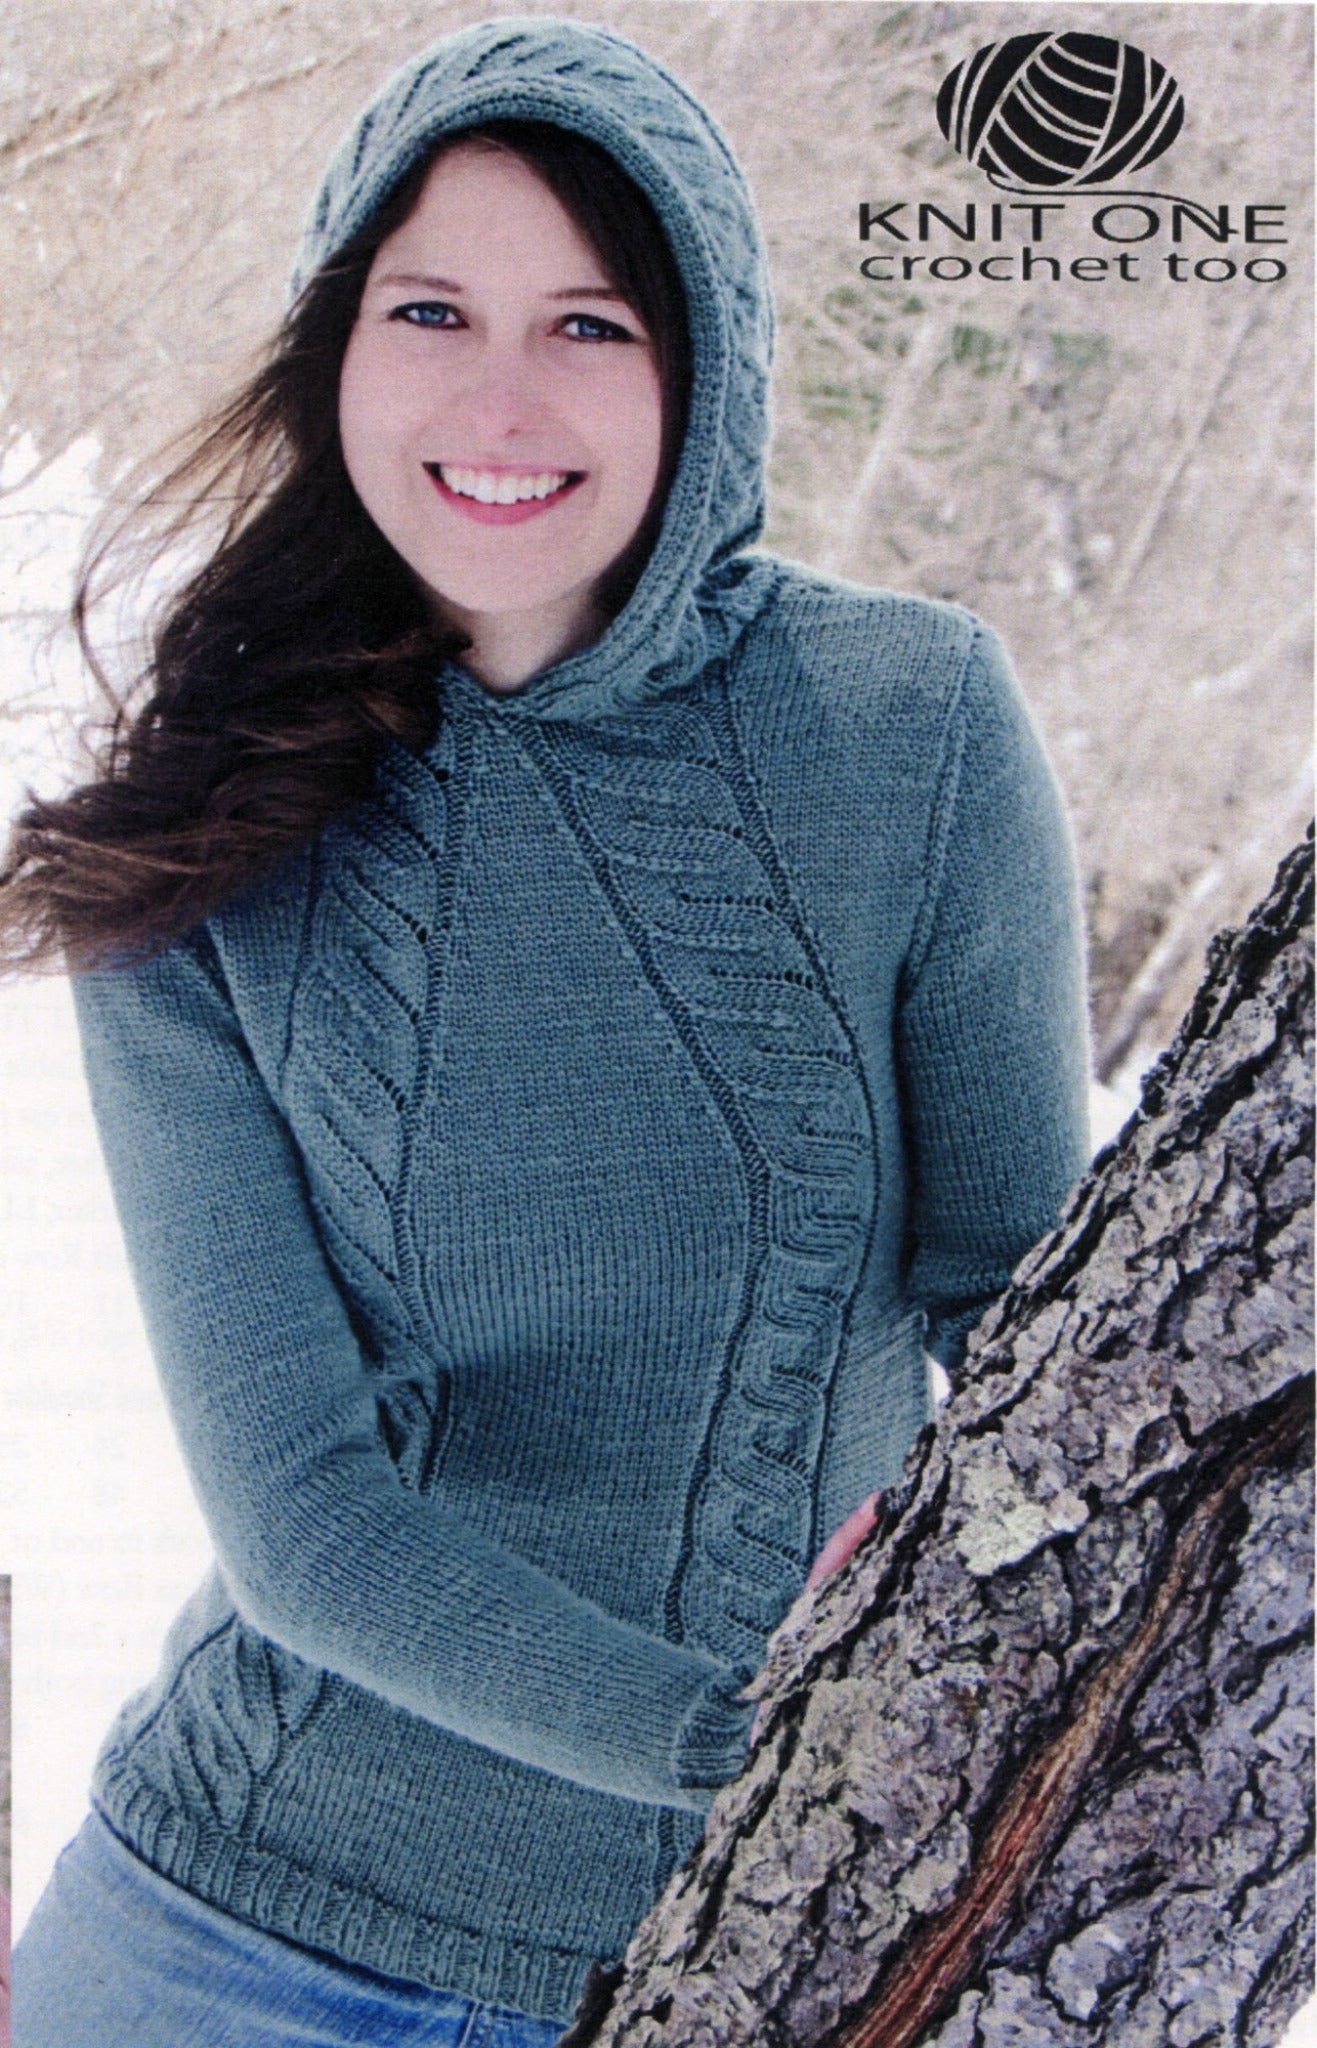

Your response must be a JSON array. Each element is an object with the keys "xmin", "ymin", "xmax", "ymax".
[
  {"xmin": 0, "ymin": 445, "xmax": 214, "ymax": 1935},
  {"xmin": 0, "ymin": 426, "xmax": 105, "ymax": 825},
  {"xmin": 2, "ymin": 971, "xmax": 212, "ymax": 1931}
]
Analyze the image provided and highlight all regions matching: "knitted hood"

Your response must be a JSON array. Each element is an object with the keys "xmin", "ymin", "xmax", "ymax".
[{"xmin": 296, "ymin": 16, "xmax": 777, "ymax": 722}]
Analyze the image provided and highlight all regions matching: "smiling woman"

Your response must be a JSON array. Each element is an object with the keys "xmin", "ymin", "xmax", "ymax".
[
  {"xmin": 339, "ymin": 139, "xmax": 666, "ymax": 690},
  {"xmin": 2, "ymin": 17, "xmax": 1089, "ymax": 2048}
]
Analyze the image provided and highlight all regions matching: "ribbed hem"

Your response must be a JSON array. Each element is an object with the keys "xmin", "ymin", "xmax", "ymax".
[
  {"xmin": 672, "ymin": 1664, "xmax": 756, "ymax": 1798},
  {"xmin": 91, "ymin": 1781, "xmax": 599, "ymax": 2024}
]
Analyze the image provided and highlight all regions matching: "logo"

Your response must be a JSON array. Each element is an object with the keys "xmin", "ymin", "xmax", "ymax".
[
  {"xmin": 937, "ymin": 32, "xmax": 1185, "ymax": 191},
  {"xmin": 853, "ymin": 29, "xmax": 1289, "ymax": 291}
]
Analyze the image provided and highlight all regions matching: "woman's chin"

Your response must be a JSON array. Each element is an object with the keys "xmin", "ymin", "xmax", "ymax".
[{"xmin": 422, "ymin": 573, "xmax": 606, "ymax": 647}]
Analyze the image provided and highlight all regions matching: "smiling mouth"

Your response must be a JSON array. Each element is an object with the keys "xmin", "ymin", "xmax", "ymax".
[{"xmin": 424, "ymin": 463, "xmax": 585, "ymax": 523}]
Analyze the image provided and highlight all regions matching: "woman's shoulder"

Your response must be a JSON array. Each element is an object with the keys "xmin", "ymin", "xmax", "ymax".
[{"xmin": 724, "ymin": 553, "xmax": 1005, "ymax": 736}]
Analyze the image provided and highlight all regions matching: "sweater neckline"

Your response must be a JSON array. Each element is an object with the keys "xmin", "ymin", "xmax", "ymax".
[{"xmin": 436, "ymin": 553, "xmax": 783, "ymax": 726}]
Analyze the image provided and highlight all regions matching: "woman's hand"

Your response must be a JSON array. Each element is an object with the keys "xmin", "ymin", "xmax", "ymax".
[
  {"xmin": 802, "ymin": 1490, "xmax": 883, "ymax": 1593},
  {"xmin": 748, "ymin": 1492, "xmax": 883, "ymax": 1744}
]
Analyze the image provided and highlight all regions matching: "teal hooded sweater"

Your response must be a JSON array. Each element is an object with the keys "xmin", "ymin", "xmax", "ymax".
[{"xmin": 71, "ymin": 17, "xmax": 1090, "ymax": 2025}]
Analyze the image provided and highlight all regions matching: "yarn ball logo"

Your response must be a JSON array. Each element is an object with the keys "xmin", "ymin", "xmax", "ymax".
[{"xmin": 936, "ymin": 31, "xmax": 1185, "ymax": 190}]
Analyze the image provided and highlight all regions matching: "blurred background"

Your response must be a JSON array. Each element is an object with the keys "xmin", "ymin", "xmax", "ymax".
[
  {"xmin": 0, "ymin": 0, "xmax": 1311, "ymax": 2006},
  {"xmin": 0, "ymin": 1576, "xmax": 8, "ymax": 1898}
]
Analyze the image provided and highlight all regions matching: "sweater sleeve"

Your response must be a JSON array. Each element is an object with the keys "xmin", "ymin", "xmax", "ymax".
[
  {"xmin": 71, "ymin": 937, "xmax": 753, "ymax": 1812},
  {"xmin": 896, "ymin": 622, "xmax": 1091, "ymax": 1374}
]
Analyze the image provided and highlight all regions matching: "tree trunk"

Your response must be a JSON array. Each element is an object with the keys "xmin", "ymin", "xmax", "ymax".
[{"xmin": 563, "ymin": 831, "xmax": 1314, "ymax": 2048}]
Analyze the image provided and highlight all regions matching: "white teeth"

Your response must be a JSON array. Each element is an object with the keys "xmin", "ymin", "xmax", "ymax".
[{"xmin": 440, "ymin": 466, "xmax": 570, "ymax": 504}]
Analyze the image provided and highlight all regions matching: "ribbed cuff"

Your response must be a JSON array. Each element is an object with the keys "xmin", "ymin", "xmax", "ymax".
[{"xmin": 673, "ymin": 1664, "xmax": 756, "ymax": 1802}]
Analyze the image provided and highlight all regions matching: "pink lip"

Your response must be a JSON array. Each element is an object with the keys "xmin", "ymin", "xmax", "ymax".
[{"xmin": 425, "ymin": 466, "xmax": 584, "ymax": 526}]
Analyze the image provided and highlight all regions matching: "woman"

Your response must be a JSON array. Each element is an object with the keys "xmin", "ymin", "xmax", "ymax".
[{"xmin": 5, "ymin": 17, "xmax": 1090, "ymax": 2045}]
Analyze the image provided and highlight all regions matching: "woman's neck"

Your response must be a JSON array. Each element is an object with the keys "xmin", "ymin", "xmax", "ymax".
[{"xmin": 438, "ymin": 588, "xmax": 607, "ymax": 695}]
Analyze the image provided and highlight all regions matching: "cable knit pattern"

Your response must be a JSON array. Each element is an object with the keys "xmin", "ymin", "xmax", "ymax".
[
  {"xmin": 283, "ymin": 720, "xmax": 466, "ymax": 1488},
  {"xmin": 96, "ymin": 1584, "xmax": 325, "ymax": 1857},
  {"xmin": 285, "ymin": 746, "xmax": 452, "ymax": 1328},
  {"xmin": 517, "ymin": 676, "xmax": 875, "ymax": 1672},
  {"xmin": 65, "ymin": 20, "xmax": 1091, "ymax": 2026}
]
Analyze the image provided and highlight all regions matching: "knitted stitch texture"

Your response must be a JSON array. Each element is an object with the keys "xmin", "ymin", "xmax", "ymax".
[{"xmin": 70, "ymin": 18, "xmax": 1091, "ymax": 2025}]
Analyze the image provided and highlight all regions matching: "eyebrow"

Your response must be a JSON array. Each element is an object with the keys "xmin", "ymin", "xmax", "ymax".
[{"xmin": 370, "ymin": 270, "xmax": 631, "ymax": 303}]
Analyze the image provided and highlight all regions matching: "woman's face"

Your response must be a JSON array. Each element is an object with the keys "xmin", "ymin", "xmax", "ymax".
[{"xmin": 339, "ymin": 142, "xmax": 665, "ymax": 688}]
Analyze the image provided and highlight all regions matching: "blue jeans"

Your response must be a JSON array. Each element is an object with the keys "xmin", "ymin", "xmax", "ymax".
[{"xmin": 14, "ymin": 1813, "xmax": 567, "ymax": 2047}]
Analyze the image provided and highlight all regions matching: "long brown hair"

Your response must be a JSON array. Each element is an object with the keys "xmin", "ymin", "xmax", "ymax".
[{"xmin": 1, "ymin": 121, "xmax": 690, "ymax": 972}]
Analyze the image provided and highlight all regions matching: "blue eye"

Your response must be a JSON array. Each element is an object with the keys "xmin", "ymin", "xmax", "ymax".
[
  {"xmin": 562, "ymin": 313, "xmax": 634, "ymax": 342},
  {"xmin": 390, "ymin": 301, "xmax": 462, "ymax": 328}
]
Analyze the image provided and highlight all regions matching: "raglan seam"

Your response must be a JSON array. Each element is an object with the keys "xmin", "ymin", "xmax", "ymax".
[{"xmin": 903, "ymin": 618, "xmax": 983, "ymax": 987}]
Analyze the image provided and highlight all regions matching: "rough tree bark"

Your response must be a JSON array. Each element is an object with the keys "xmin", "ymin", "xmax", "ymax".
[{"xmin": 563, "ymin": 831, "xmax": 1314, "ymax": 2048}]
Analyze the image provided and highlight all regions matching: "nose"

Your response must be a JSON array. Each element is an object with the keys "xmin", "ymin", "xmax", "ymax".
[{"xmin": 447, "ymin": 341, "xmax": 547, "ymax": 444}]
